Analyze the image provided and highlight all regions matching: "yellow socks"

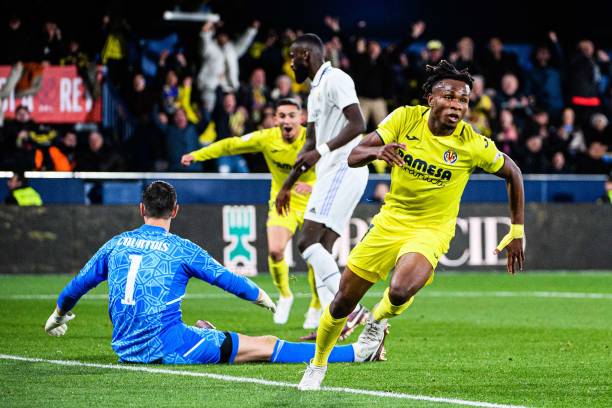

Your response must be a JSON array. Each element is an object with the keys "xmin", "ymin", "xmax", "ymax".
[
  {"xmin": 306, "ymin": 264, "xmax": 321, "ymax": 310},
  {"xmin": 313, "ymin": 306, "xmax": 347, "ymax": 366},
  {"xmin": 268, "ymin": 256, "xmax": 292, "ymax": 298},
  {"xmin": 372, "ymin": 288, "xmax": 414, "ymax": 321}
]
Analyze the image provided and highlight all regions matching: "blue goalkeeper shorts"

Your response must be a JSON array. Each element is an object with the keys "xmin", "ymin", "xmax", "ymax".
[{"xmin": 162, "ymin": 326, "xmax": 239, "ymax": 364}]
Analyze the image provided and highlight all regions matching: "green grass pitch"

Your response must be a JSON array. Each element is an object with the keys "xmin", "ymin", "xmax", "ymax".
[{"xmin": 1, "ymin": 272, "xmax": 610, "ymax": 407}]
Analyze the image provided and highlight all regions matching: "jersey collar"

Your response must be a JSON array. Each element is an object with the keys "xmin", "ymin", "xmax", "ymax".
[
  {"xmin": 311, "ymin": 61, "xmax": 332, "ymax": 88},
  {"xmin": 140, "ymin": 224, "xmax": 168, "ymax": 234}
]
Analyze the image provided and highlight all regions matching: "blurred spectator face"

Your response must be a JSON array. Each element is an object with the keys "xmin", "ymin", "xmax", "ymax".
[
  {"xmin": 457, "ymin": 37, "xmax": 474, "ymax": 59},
  {"xmin": 223, "ymin": 93, "xmax": 236, "ymax": 113},
  {"xmin": 165, "ymin": 70, "xmax": 178, "ymax": 87},
  {"xmin": 275, "ymin": 103, "xmax": 301, "ymax": 140},
  {"xmin": 577, "ymin": 40, "xmax": 594, "ymax": 58},
  {"xmin": 9, "ymin": 17, "xmax": 21, "ymax": 30},
  {"xmin": 276, "ymin": 75, "xmax": 292, "ymax": 95},
  {"xmin": 15, "ymin": 106, "xmax": 30, "ymax": 122},
  {"xmin": 590, "ymin": 113, "xmax": 608, "ymax": 131},
  {"xmin": 217, "ymin": 33, "xmax": 229, "ymax": 47},
  {"xmin": 133, "ymin": 74, "xmax": 146, "ymax": 92},
  {"xmin": 88, "ymin": 132, "xmax": 104, "ymax": 152},
  {"xmin": 368, "ymin": 41, "xmax": 382, "ymax": 59},
  {"xmin": 562, "ymin": 108, "xmax": 575, "ymax": 125},
  {"xmin": 261, "ymin": 106, "xmax": 275, "ymax": 129},
  {"xmin": 68, "ymin": 40, "xmax": 80, "ymax": 53},
  {"xmin": 426, "ymin": 40, "xmax": 444, "ymax": 62},
  {"xmin": 535, "ymin": 47, "xmax": 551, "ymax": 66},
  {"xmin": 7, "ymin": 174, "xmax": 23, "ymax": 191},
  {"xmin": 471, "ymin": 75, "xmax": 485, "ymax": 97},
  {"xmin": 588, "ymin": 141, "xmax": 607, "ymax": 159},
  {"xmin": 552, "ymin": 151, "xmax": 566, "ymax": 170},
  {"xmin": 501, "ymin": 74, "xmax": 519, "ymax": 95},
  {"xmin": 500, "ymin": 109, "xmax": 514, "ymax": 128},
  {"xmin": 250, "ymin": 69, "xmax": 266, "ymax": 88},
  {"xmin": 489, "ymin": 37, "xmax": 503, "ymax": 54},
  {"xmin": 533, "ymin": 111, "xmax": 549, "ymax": 126},
  {"xmin": 62, "ymin": 132, "xmax": 77, "ymax": 148},
  {"xmin": 173, "ymin": 109, "xmax": 188, "ymax": 128},
  {"xmin": 526, "ymin": 136, "xmax": 543, "ymax": 153},
  {"xmin": 330, "ymin": 36, "xmax": 342, "ymax": 51},
  {"xmin": 44, "ymin": 21, "xmax": 58, "ymax": 36}
]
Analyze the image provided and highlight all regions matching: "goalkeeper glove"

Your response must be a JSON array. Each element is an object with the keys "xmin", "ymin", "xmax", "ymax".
[
  {"xmin": 45, "ymin": 309, "xmax": 75, "ymax": 337},
  {"xmin": 253, "ymin": 289, "xmax": 276, "ymax": 313},
  {"xmin": 495, "ymin": 224, "xmax": 524, "ymax": 253}
]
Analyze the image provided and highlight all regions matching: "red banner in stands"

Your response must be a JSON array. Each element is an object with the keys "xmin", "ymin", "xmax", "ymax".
[{"xmin": 0, "ymin": 66, "xmax": 102, "ymax": 123}]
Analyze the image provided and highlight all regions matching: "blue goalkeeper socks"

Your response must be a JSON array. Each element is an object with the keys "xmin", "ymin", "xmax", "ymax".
[{"xmin": 270, "ymin": 339, "xmax": 355, "ymax": 364}]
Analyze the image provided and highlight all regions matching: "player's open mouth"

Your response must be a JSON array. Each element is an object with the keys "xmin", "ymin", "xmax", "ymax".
[
  {"xmin": 283, "ymin": 126, "xmax": 293, "ymax": 133},
  {"xmin": 447, "ymin": 113, "xmax": 459, "ymax": 122}
]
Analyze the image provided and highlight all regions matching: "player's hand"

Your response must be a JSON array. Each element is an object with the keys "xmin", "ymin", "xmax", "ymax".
[
  {"xmin": 376, "ymin": 143, "xmax": 405, "ymax": 167},
  {"xmin": 294, "ymin": 150, "xmax": 321, "ymax": 174},
  {"xmin": 253, "ymin": 289, "xmax": 276, "ymax": 313},
  {"xmin": 494, "ymin": 224, "xmax": 525, "ymax": 275},
  {"xmin": 181, "ymin": 154, "xmax": 195, "ymax": 166},
  {"xmin": 275, "ymin": 187, "xmax": 292, "ymax": 216},
  {"xmin": 294, "ymin": 182, "xmax": 312, "ymax": 195},
  {"xmin": 45, "ymin": 308, "xmax": 75, "ymax": 337}
]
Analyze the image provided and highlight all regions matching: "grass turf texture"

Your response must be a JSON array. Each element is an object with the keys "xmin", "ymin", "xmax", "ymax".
[{"xmin": 1, "ymin": 272, "xmax": 610, "ymax": 407}]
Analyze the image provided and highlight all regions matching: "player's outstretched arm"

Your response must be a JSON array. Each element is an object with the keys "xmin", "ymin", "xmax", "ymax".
[
  {"xmin": 181, "ymin": 133, "xmax": 264, "ymax": 166},
  {"xmin": 493, "ymin": 154, "xmax": 525, "ymax": 274},
  {"xmin": 348, "ymin": 131, "xmax": 405, "ymax": 168}
]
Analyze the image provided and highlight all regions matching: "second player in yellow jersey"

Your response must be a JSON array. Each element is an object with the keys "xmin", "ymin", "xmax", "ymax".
[{"xmin": 181, "ymin": 99, "xmax": 322, "ymax": 328}]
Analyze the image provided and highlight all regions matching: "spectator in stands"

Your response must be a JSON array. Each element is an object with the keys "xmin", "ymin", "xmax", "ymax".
[
  {"xmin": 60, "ymin": 39, "xmax": 100, "ymax": 98},
  {"xmin": 495, "ymin": 73, "xmax": 531, "ymax": 129},
  {"xmin": 38, "ymin": 20, "xmax": 65, "ymax": 64},
  {"xmin": 259, "ymin": 105, "xmax": 276, "ymax": 129},
  {"xmin": 160, "ymin": 68, "xmax": 180, "ymax": 116},
  {"xmin": 584, "ymin": 113, "xmax": 611, "ymax": 145},
  {"xmin": 549, "ymin": 151, "xmax": 571, "ymax": 174},
  {"xmin": 574, "ymin": 140, "xmax": 610, "ymax": 174},
  {"xmin": 4, "ymin": 172, "xmax": 42, "ymax": 206},
  {"xmin": 197, "ymin": 20, "xmax": 259, "ymax": 112},
  {"xmin": 552, "ymin": 108, "xmax": 587, "ymax": 156},
  {"xmin": 0, "ymin": 105, "xmax": 36, "ymax": 169},
  {"xmin": 155, "ymin": 108, "xmax": 207, "ymax": 172},
  {"xmin": 526, "ymin": 32, "xmax": 564, "ymax": 120},
  {"xmin": 210, "ymin": 92, "xmax": 249, "ymax": 173},
  {"xmin": 75, "ymin": 131, "xmax": 124, "ymax": 172},
  {"xmin": 270, "ymin": 74, "xmax": 296, "ymax": 103},
  {"xmin": 239, "ymin": 68, "xmax": 270, "ymax": 126},
  {"xmin": 449, "ymin": 36, "xmax": 481, "ymax": 75},
  {"xmin": 57, "ymin": 131, "xmax": 78, "ymax": 170},
  {"xmin": 100, "ymin": 15, "xmax": 131, "ymax": 90},
  {"xmin": 479, "ymin": 37, "xmax": 523, "ymax": 92},
  {"xmin": 525, "ymin": 108, "xmax": 555, "ymax": 142},
  {"xmin": 467, "ymin": 75, "xmax": 495, "ymax": 137},
  {"xmin": 495, "ymin": 109, "xmax": 521, "ymax": 158},
  {"xmin": 32, "ymin": 126, "xmax": 72, "ymax": 172},
  {"xmin": 520, "ymin": 135, "xmax": 550, "ymax": 173},
  {"xmin": 568, "ymin": 40, "xmax": 611, "ymax": 125}
]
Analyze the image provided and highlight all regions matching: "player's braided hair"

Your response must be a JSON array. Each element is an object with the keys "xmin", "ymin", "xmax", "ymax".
[{"xmin": 422, "ymin": 60, "xmax": 473, "ymax": 97}]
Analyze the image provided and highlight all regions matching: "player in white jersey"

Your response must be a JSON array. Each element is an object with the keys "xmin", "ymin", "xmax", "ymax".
[{"xmin": 276, "ymin": 34, "xmax": 369, "ymax": 339}]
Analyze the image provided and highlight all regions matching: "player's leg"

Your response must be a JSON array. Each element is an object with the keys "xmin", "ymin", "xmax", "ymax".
[
  {"xmin": 267, "ymin": 225, "xmax": 295, "ymax": 324},
  {"xmin": 234, "ymin": 333, "xmax": 357, "ymax": 364},
  {"xmin": 299, "ymin": 219, "xmax": 337, "ymax": 307},
  {"xmin": 303, "ymin": 264, "xmax": 322, "ymax": 329}
]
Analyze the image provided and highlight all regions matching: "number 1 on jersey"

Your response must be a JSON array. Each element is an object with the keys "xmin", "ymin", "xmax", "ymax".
[{"xmin": 122, "ymin": 254, "xmax": 142, "ymax": 305}]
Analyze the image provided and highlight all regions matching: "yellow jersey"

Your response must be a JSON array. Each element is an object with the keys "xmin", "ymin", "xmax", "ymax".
[
  {"xmin": 190, "ymin": 126, "xmax": 316, "ymax": 209},
  {"xmin": 375, "ymin": 105, "xmax": 504, "ymax": 234}
]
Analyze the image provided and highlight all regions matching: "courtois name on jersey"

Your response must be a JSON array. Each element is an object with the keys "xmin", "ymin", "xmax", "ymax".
[{"xmin": 57, "ymin": 224, "xmax": 259, "ymax": 363}]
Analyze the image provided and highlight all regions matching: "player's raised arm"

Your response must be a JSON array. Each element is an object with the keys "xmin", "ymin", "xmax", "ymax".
[
  {"xmin": 181, "ymin": 131, "xmax": 264, "ymax": 167},
  {"xmin": 45, "ymin": 239, "xmax": 114, "ymax": 336},
  {"xmin": 348, "ymin": 131, "xmax": 405, "ymax": 168},
  {"xmin": 493, "ymin": 153, "xmax": 525, "ymax": 274}
]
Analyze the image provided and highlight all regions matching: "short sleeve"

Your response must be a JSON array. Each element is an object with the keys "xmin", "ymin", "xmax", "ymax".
[
  {"xmin": 329, "ymin": 71, "xmax": 359, "ymax": 111},
  {"xmin": 473, "ymin": 135, "xmax": 505, "ymax": 173},
  {"xmin": 375, "ymin": 107, "xmax": 406, "ymax": 145}
]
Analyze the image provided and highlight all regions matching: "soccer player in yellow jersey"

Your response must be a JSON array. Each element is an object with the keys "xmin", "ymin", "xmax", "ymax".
[
  {"xmin": 181, "ymin": 99, "xmax": 322, "ymax": 328},
  {"xmin": 298, "ymin": 61, "xmax": 526, "ymax": 390}
]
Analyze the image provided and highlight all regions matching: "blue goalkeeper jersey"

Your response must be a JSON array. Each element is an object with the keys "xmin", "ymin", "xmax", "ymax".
[{"xmin": 56, "ymin": 224, "xmax": 260, "ymax": 363}]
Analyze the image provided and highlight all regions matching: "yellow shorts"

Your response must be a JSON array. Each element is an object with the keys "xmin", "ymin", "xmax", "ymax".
[
  {"xmin": 266, "ymin": 201, "xmax": 306, "ymax": 233},
  {"xmin": 347, "ymin": 221, "xmax": 451, "ymax": 284}
]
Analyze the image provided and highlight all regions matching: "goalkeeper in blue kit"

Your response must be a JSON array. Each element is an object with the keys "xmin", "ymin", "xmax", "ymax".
[{"xmin": 44, "ymin": 181, "xmax": 385, "ymax": 365}]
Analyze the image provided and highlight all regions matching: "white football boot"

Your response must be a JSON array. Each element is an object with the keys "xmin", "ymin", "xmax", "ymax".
[
  {"xmin": 298, "ymin": 361, "xmax": 327, "ymax": 391},
  {"xmin": 302, "ymin": 307, "xmax": 322, "ymax": 329},
  {"xmin": 273, "ymin": 295, "xmax": 294, "ymax": 324}
]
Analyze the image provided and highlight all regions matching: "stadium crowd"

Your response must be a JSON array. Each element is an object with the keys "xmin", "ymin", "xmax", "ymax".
[{"xmin": 0, "ymin": 12, "xmax": 611, "ymax": 175}]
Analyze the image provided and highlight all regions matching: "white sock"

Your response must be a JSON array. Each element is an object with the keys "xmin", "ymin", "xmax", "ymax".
[{"xmin": 302, "ymin": 243, "xmax": 341, "ymax": 306}]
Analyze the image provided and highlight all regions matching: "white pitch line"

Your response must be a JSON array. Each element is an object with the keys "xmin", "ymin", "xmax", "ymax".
[
  {"xmin": 0, "ymin": 354, "xmax": 528, "ymax": 408},
  {"xmin": 3, "ymin": 290, "xmax": 612, "ymax": 301}
]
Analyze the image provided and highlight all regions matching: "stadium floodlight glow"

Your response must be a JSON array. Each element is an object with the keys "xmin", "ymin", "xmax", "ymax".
[{"xmin": 163, "ymin": 11, "xmax": 220, "ymax": 22}]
